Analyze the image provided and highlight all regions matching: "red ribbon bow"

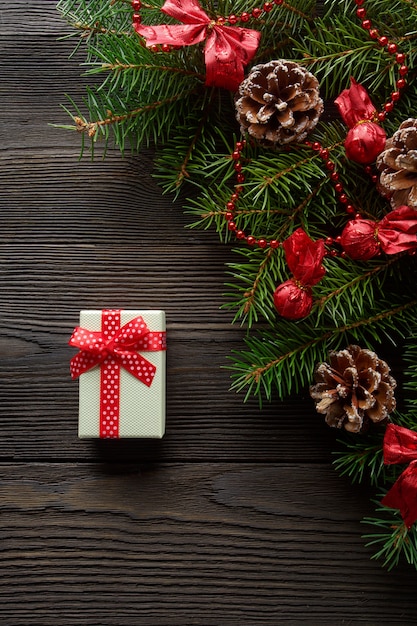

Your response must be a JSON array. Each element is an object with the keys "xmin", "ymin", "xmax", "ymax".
[
  {"xmin": 69, "ymin": 310, "xmax": 166, "ymax": 438},
  {"xmin": 340, "ymin": 205, "xmax": 417, "ymax": 260},
  {"xmin": 273, "ymin": 228, "xmax": 326, "ymax": 320},
  {"xmin": 133, "ymin": 0, "xmax": 261, "ymax": 91},
  {"xmin": 335, "ymin": 78, "xmax": 386, "ymax": 164},
  {"xmin": 382, "ymin": 423, "xmax": 417, "ymax": 528}
]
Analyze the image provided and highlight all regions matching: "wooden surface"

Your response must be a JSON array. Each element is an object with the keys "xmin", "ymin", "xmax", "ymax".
[{"xmin": 1, "ymin": 2, "xmax": 417, "ymax": 624}]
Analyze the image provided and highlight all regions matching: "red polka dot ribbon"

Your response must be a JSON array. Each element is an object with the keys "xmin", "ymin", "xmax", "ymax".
[{"xmin": 69, "ymin": 310, "xmax": 166, "ymax": 438}]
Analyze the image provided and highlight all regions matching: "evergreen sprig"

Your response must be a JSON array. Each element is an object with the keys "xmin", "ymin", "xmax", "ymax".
[{"xmin": 363, "ymin": 504, "xmax": 417, "ymax": 571}]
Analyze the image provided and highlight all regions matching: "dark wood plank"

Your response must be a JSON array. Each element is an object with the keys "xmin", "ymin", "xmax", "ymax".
[
  {"xmin": 2, "ymin": 2, "xmax": 417, "ymax": 623},
  {"xmin": 1, "ymin": 462, "xmax": 416, "ymax": 626}
]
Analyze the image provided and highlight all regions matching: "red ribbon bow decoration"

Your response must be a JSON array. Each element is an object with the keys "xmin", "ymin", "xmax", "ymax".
[
  {"xmin": 273, "ymin": 228, "xmax": 326, "ymax": 320},
  {"xmin": 69, "ymin": 310, "xmax": 166, "ymax": 438},
  {"xmin": 133, "ymin": 0, "xmax": 261, "ymax": 91},
  {"xmin": 381, "ymin": 423, "xmax": 417, "ymax": 529},
  {"xmin": 335, "ymin": 78, "xmax": 386, "ymax": 164},
  {"xmin": 340, "ymin": 205, "xmax": 417, "ymax": 260}
]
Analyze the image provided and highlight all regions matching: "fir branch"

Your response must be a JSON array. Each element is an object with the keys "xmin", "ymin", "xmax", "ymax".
[
  {"xmin": 402, "ymin": 329, "xmax": 417, "ymax": 407},
  {"xmin": 72, "ymin": 88, "xmax": 199, "ymax": 142},
  {"xmin": 363, "ymin": 504, "xmax": 417, "ymax": 570},
  {"xmin": 241, "ymin": 248, "xmax": 278, "ymax": 317},
  {"xmin": 332, "ymin": 434, "xmax": 385, "ymax": 486},
  {"xmin": 223, "ymin": 246, "xmax": 287, "ymax": 326},
  {"xmin": 155, "ymin": 87, "xmax": 220, "ymax": 191},
  {"xmin": 98, "ymin": 61, "xmax": 203, "ymax": 79},
  {"xmin": 57, "ymin": 0, "xmax": 134, "ymax": 39},
  {"xmin": 315, "ymin": 255, "xmax": 403, "ymax": 326},
  {"xmin": 230, "ymin": 297, "xmax": 417, "ymax": 401}
]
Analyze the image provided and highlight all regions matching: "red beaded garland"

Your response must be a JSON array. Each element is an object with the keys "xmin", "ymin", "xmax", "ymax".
[
  {"xmin": 221, "ymin": 139, "xmax": 360, "ymax": 252},
  {"xmin": 354, "ymin": 2, "xmax": 408, "ymax": 114}
]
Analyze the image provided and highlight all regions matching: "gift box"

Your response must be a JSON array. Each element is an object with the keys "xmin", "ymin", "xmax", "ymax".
[{"xmin": 69, "ymin": 309, "xmax": 166, "ymax": 439}]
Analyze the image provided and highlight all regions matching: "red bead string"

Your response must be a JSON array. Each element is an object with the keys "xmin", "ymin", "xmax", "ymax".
[
  {"xmin": 354, "ymin": 0, "xmax": 408, "ymax": 117},
  {"xmin": 224, "ymin": 139, "xmax": 357, "ymax": 255}
]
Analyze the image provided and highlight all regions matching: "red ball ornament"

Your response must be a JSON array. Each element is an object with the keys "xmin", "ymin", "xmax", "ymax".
[
  {"xmin": 340, "ymin": 218, "xmax": 380, "ymax": 260},
  {"xmin": 344, "ymin": 121, "xmax": 386, "ymax": 164},
  {"xmin": 273, "ymin": 279, "xmax": 313, "ymax": 320}
]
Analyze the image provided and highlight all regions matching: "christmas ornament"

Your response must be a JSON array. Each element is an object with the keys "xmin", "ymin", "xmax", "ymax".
[
  {"xmin": 235, "ymin": 60, "xmax": 323, "ymax": 145},
  {"xmin": 335, "ymin": 78, "xmax": 386, "ymax": 164},
  {"xmin": 133, "ymin": 0, "xmax": 260, "ymax": 91},
  {"xmin": 310, "ymin": 345, "xmax": 396, "ymax": 433},
  {"xmin": 376, "ymin": 118, "xmax": 417, "ymax": 209},
  {"xmin": 382, "ymin": 424, "xmax": 417, "ymax": 529},
  {"xmin": 273, "ymin": 228, "xmax": 325, "ymax": 319},
  {"xmin": 340, "ymin": 205, "xmax": 417, "ymax": 260}
]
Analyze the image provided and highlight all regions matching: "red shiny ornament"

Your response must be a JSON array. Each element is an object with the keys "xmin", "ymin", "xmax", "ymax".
[
  {"xmin": 273, "ymin": 228, "xmax": 326, "ymax": 320},
  {"xmin": 273, "ymin": 280, "xmax": 313, "ymax": 320},
  {"xmin": 335, "ymin": 78, "xmax": 386, "ymax": 164},
  {"xmin": 340, "ymin": 206, "xmax": 417, "ymax": 260},
  {"xmin": 340, "ymin": 219, "xmax": 380, "ymax": 260},
  {"xmin": 344, "ymin": 122, "xmax": 386, "ymax": 164},
  {"xmin": 382, "ymin": 424, "xmax": 417, "ymax": 528},
  {"xmin": 133, "ymin": 0, "xmax": 261, "ymax": 91}
]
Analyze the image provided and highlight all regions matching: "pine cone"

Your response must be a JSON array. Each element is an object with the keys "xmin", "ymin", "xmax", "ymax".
[
  {"xmin": 309, "ymin": 345, "xmax": 396, "ymax": 433},
  {"xmin": 235, "ymin": 60, "xmax": 323, "ymax": 146},
  {"xmin": 376, "ymin": 118, "xmax": 417, "ymax": 209}
]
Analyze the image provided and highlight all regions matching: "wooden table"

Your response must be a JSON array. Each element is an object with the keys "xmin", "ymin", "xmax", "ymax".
[{"xmin": 1, "ymin": 2, "xmax": 417, "ymax": 624}]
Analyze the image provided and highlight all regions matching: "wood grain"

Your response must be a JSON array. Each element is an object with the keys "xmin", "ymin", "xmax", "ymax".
[
  {"xmin": 1, "ymin": 1, "xmax": 417, "ymax": 623},
  {"xmin": 1, "ymin": 463, "xmax": 416, "ymax": 626}
]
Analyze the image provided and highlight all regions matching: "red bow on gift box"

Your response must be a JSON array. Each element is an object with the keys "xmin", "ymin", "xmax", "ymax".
[
  {"xmin": 340, "ymin": 205, "xmax": 417, "ymax": 260},
  {"xmin": 69, "ymin": 312, "xmax": 165, "ymax": 387},
  {"xmin": 133, "ymin": 0, "xmax": 261, "ymax": 91},
  {"xmin": 382, "ymin": 423, "xmax": 417, "ymax": 528},
  {"xmin": 273, "ymin": 228, "xmax": 326, "ymax": 320}
]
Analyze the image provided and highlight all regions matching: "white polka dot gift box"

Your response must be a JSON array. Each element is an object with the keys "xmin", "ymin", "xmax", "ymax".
[{"xmin": 69, "ymin": 309, "xmax": 166, "ymax": 439}]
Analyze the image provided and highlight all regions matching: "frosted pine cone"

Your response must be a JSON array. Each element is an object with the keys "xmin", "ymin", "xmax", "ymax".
[
  {"xmin": 235, "ymin": 60, "xmax": 323, "ymax": 146},
  {"xmin": 309, "ymin": 345, "xmax": 396, "ymax": 433},
  {"xmin": 376, "ymin": 118, "xmax": 417, "ymax": 209}
]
